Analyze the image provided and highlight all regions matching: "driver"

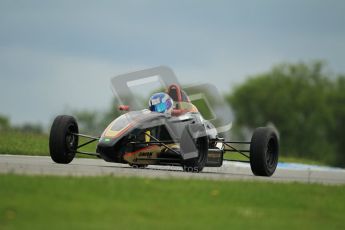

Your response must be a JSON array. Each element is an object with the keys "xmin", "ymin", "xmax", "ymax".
[{"xmin": 148, "ymin": 92, "xmax": 173, "ymax": 114}]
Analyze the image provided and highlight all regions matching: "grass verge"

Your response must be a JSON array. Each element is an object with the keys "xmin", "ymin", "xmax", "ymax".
[
  {"xmin": 0, "ymin": 131, "xmax": 48, "ymax": 156},
  {"xmin": 0, "ymin": 131, "xmax": 96, "ymax": 157},
  {"xmin": 0, "ymin": 174, "xmax": 344, "ymax": 230}
]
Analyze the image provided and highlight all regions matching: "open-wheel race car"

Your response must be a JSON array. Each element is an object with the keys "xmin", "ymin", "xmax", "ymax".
[{"xmin": 49, "ymin": 84, "xmax": 279, "ymax": 176}]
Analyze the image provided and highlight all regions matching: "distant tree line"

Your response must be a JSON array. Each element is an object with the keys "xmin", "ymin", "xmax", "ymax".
[
  {"xmin": 0, "ymin": 115, "xmax": 43, "ymax": 133},
  {"xmin": 227, "ymin": 61, "xmax": 345, "ymax": 167}
]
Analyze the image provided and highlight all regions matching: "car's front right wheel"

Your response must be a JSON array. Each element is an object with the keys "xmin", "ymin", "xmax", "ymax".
[{"xmin": 249, "ymin": 127, "xmax": 279, "ymax": 176}]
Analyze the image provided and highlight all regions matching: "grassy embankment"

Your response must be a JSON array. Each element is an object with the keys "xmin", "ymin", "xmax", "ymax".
[
  {"xmin": 0, "ymin": 131, "xmax": 96, "ymax": 157},
  {"xmin": 0, "ymin": 174, "xmax": 344, "ymax": 230}
]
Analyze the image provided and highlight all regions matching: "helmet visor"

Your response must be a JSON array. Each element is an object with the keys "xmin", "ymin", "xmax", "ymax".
[{"xmin": 150, "ymin": 102, "xmax": 167, "ymax": 113}]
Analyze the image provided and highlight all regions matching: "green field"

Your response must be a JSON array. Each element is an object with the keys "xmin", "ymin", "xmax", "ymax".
[
  {"xmin": 0, "ymin": 131, "xmax": 96, "ymax": 157},
  {"xmin": 0, "ymin": 131, "xmax": 48, "ymax": 156},
  {"xmin": 0, "ymin": 174, "xmax": 344, "ymax": 230}
]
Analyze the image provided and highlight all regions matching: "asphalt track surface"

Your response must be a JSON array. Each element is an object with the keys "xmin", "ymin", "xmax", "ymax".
[{"xmin": 1, "ymin": 155, "xmax": 345, "ymax": 184}]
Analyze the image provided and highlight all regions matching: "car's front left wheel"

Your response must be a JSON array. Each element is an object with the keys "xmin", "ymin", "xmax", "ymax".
[{"xmin": 49, "ymin": 115, "xmax": 79, "ymax": 164}]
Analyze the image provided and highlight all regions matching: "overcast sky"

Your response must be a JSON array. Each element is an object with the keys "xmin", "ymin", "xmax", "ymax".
[{"xmin": 0, "ymin": 0, "xmax": 344, "ymax": 126}]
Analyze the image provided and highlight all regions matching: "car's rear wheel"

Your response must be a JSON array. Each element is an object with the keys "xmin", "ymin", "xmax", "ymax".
[
  {"xmin": 181, "ymin": 124, "xmax": 208, "ymax": 173},
  {"xmin": 49, "ymin": 115, "xmax": 78, "ymax": 164},
  {"xmin": 250, "ymin": 127, "xmax": 279, "ymax": 176}
]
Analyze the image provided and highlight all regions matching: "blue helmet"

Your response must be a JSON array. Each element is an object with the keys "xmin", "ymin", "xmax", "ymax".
[{"xmin": 149, "ymin": 92, "xmax": 173, "ymax": 114}]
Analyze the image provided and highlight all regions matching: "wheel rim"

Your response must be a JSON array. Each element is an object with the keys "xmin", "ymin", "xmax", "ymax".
[
  {"xmin": 65, "ymin": 125, "xmax": 77, "ymax": 153},
  {"xmin": 266, "ymin": 138, "xmax": 277, "ymax": 169}
]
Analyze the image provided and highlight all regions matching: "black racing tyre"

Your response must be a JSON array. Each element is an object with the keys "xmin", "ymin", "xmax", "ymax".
[
  {"xmin": 181, "ymin": 124, "xmax": 208, "ymax": 173},
  {"xmin": 49, "ymin": 115, "xmax": 79, "ymax": 164},
  {"xmin": 250, "ymin": 127, "xmax": 279, "ymax": 177}
]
